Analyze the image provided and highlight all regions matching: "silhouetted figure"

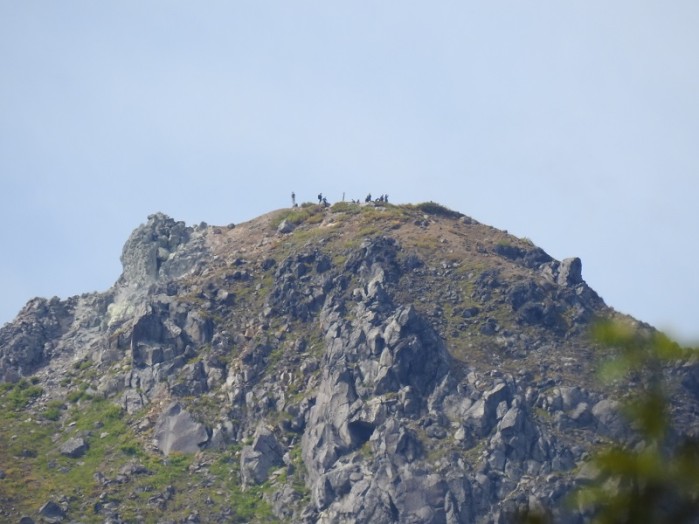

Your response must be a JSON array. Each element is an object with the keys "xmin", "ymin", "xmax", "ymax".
[
  {"xmin": 322, "ymin": 197, "xmax": 329, "ymax": 207},
  {"xmin": 365, "ymin": 193, "xmax": 372, "ymax": 203},
  {"xmin": 385, "ymin": 194, "xmax": 389, "ymax": 203},
  {"xmin": 291, "ymin": 191, "xmax": 296, "ymax": 207},
  {"xmin": 318, "ymin": 193, "xmax": 323, "ymax": 204}
]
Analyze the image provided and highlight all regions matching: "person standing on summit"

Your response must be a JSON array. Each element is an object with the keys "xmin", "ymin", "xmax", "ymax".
[{"xmin": 291, "ymin": 191, "xmax": 296, "ymax": 207}]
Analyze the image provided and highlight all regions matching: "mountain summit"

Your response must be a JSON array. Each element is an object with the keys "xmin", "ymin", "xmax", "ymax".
[{"xmin": 1, "ymin": 202, "xmax": 696, "ymax": 523}]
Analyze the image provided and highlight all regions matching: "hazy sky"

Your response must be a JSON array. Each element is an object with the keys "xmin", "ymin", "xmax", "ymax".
[{"xmin": 1, "ymin": 2, "xmax": 698, "ymax": 343}]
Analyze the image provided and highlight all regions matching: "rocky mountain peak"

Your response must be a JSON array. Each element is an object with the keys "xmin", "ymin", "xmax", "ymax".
[
  {"xmin": 0, "ymin": 202, "xmax": 696, "ymax": 523},
  {"xmin": 118, "ymin": 212, "xmax": 202, "ymax": 288}
]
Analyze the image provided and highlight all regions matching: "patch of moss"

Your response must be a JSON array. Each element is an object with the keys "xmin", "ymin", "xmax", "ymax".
[
  {"xmin": 413, "ymin": 201, "xmax": 463, "ymax": 219},
  {"xmin": 287, "ymin": 444, "xmax": 311, "ymax": 502},
  {"xmin": 42, "ymin": 399, "xmax": 65, "ymax": 421},
  {"xmin": 2, "ymin": 379, "xmax": 44, "ymax": 410},
  {"xmin": 272, "ymin": 206, "xmax": 325, "ymax": 229},
  {"xmin": 331, "ymin": 201, "xmax": 361, "ymax": 215},
  {"xmin": 66, "ymin": 382, "xmax": 92, "ymax": 403}
]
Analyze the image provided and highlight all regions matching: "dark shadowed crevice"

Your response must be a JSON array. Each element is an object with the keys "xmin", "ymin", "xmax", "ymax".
[
  {"xmin": 388, "ymin": 494, "xmax": 400, "ymax": 521},
  {"xmin": 348, "ymin": 420, "xmax": 375, "ymax": 448}
]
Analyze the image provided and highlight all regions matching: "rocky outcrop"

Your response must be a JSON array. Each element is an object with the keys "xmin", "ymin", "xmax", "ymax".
[
  {"xmin": 0, "ymin": 297, "xmax": 76, "ymax": 381},
  {"xmin": 118, "ymin": 212, "xmax": 198, "ymax": 289},
  {"xmin": 1, "ymin": 206, "xmax": 697, "ymax": 523},
  {"xmin": 0, "ymin": 213, "xmax": 209, "ymax": 383},
  {"xmin": 108, "ymin": 213, "xmax": 208, "ymax": 327},
  {"xmin": 297, "ymin": 238, "xmax": 575, "ymax": 522}
]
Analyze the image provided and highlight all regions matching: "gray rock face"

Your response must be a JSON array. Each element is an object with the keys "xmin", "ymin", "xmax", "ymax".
[
  {"xmin": 59, "ymin": 437, "xmax": 88, "ymax": 458},
  {"xmin": 241, "ymin": 425, "xmax": 285, "ymax": 485},
  {"xmin": 557, "ymin": 257, "xmax": 583, "ymax": 287},
  {"xmin": 108, "ymin": 213, "xmax": 208, "ymax": 327},
  {"xmin": 119, "ymin": 213, "xmax": 195, "ymax": 288},
  {"xmin": 154, "ymin": 402, "xmax": 209, "ymax": 455},
  {"xmin": 266, "ymin": 250, "xmax": 334, "ymax": 321},
  {"xmin": 298, "ymin": 239, "xmax": 477, "ymax": 522},
  {"xmin": 0, "ymin": 297, "xmax": 76, "ymax": 380},
  {"xmin": 2, "ymin": 210, "xmax": 697, "ymax": 523}
]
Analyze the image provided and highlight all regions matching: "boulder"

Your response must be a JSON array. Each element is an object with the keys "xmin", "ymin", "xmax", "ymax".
[
  {"xmin": 154, "ymin": 402, "xmax": 209, "ymax": 456},
  {"xmin": 241, "ymin": 426, "xmax": 284, "ymax": 485},
  {"xmin": 277, "ymin": 219, "xmax": 295, "ymax": 234},
  {"xmin": 59, "ymin": 437, "xmax": 88, "ymax": 458},
  {"xmin": 38, "ymin": 501, "xmax": 65, "ymax": 523}
]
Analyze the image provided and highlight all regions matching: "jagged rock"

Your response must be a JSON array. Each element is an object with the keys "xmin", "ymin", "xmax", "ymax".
[
  {"xmin": 122, "ymin": 389, "xmax": 145, "ymax": 414},
  {"xmin": 154, "ymin": 402, "xmax": 209, "ymax": 455},
  {"xmin": 376, "ymin": 420, "xmax": 422, "ymax": 463},
  {"xmin": 170, "ymin": 360, "xmax": 208, "ymax": 396},
  {"xmin": 266, "ymin": 251, "xmax": 332, "ymax": 321},
  {"xmin": 261, "ymin": 257, "xmax": 277, "ymax": 270},
  {"xmin": 557, "ymin": 257, "xmax": 583, "ymax": 287},
  {"xmin": 59, "ymin": 437, "xmax": 88, "ymax": 458},
  {"xmin": 2, "ymin": 206, "xmax": 697, "ymax": 523},
  {"xmin": 269, "ymin": 485, "xmax": 302, "ymax": 519},
  {"xmin": 240, "ymin": 425, "xmax": 285, "ymax": 485},
  {"xmin": 464, "ymin": 381, "xmax": 513, "ymax": 438},
  {"xmin": 681, "ymin": 360, "xmax": 699, "ymax": 399},
  {"xmin": 38, "ymin": 501, "xmax": 65, "ymax": 523},
  {"xmin": 0, "ymin": 296, "xmax": 75, "ymax": 379},
  {"xmin": 494, "ymin": 243, "xmax": 554, "ymax": 270},
  {"xmin": 119, "ymin": 213, "xmax": 193, "ymax": 288},
  {"xmin": 277, "ymin": 219, "xmax": 295, "ymax": 234}
]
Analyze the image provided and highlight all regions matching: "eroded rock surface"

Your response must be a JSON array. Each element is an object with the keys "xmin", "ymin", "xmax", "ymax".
[
  {"xmin": 154, "ymin": 402, "xmax": 209, "ymax": 455},
  {"xmin": 1, "ymin": 206, "xmax": 697, "ymax": 523}
]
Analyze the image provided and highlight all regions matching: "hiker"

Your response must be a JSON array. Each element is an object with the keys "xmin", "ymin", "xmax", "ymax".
[
  {"xmin": 291, "ymin": 191, "xmax": 296, "ymax": 207},
  {"xmin": 385, "ymin": 194, "xmax": 389, "ymax": 203},
  {"xmin": 318, "ymin": 193, "xmax": 323, "ymax": 204},
  {"xmin": 322, "ymin": 197, "xmax": 329, "ymax": 207},
  {"xmin": 365, "ymin": 193, "xmax": 372, "ymax": 203}
]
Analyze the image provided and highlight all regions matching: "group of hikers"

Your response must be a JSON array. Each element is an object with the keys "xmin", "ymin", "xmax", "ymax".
[
  {"xmin": 363, "ymin": 193, "xmax": 389, "ymax": 203},
  {"xmin": 345, "ymin": 193, "xmax": 389, "ymax": 205},
  {"xmin": 290, "ymin": 192, "xmax": 389, "ymax": 208}
]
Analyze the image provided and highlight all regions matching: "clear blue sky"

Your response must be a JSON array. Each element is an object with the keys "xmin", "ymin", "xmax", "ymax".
[{"xmin": 1, "ymin": 2, "xmax": 698, "ymax": 343}]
